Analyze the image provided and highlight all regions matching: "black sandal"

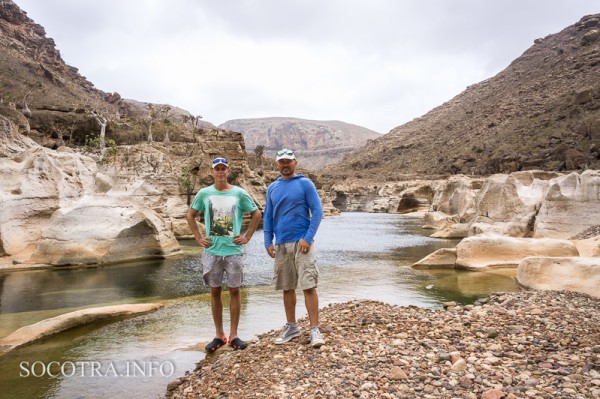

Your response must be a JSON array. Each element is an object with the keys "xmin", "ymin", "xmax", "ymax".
[
  {"xmin": 228, "ymin": 337, "xmax": 248, "ymax": 350},
  {"xmin": 205, "ymin": 336, "xmax": 227, "ymax": 352}
]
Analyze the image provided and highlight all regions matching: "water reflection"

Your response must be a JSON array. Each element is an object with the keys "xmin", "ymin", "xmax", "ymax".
[
  {"xmin": 0, "ymin": 212, "xmax": 520, "ymax": 399},
  {"xmin": 423, "ymin": 268, "xmax": 520, "ymax": 303},
  {"xmin": 0, "ymin": 260, "xmax": 207, "ymax": 338}
]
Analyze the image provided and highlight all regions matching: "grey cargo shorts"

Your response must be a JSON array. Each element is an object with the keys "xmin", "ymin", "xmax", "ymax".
[{"xmin": 273, "ymin": 241, "xmax": 319, "ymax": 291}]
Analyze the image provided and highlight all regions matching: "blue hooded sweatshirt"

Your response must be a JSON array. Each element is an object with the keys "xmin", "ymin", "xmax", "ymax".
[{"xmin": 263, "ymin": 174, "xmax": 323, "ymax": 248}]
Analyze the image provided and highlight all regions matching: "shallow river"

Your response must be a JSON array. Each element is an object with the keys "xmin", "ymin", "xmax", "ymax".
[{"xmin": 0, "ymin": 212, "xmax": 520, "ymax": 398}]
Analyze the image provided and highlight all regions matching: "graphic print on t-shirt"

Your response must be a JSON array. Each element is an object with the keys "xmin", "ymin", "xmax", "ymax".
[{"xmin": 208, "ymin": 195, "xmax": 236, "ymax": 236}]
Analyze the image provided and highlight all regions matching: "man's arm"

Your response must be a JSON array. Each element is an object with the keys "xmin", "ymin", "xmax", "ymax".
[
  {"xmin": 302, "ymin": 180, "xmax": 323, "ymax": 244},
  {"xmin": 263, "ymin": 187, "xmax": 276, "ymax": 257},
  {"xmin": 233, "ymin": 208, "xmax": 262, "ymax": 244},
  {"xmin": 186, "ymin": 208, "xmax": 212, "ymax": 248}
]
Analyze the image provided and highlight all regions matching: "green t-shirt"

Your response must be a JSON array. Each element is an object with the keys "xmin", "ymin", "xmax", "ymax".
[{"xmin": 190, "ymin": 185, "xmax": 258, "ymax": 256}]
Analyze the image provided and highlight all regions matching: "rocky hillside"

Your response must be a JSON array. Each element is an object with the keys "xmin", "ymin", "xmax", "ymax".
[
  {"xmin": 219, "ymin": 117, "xmax": 381, "ymax": 169},
  {"xmin": 0, "ymin": 0, "xmax": 214, "ymax": 149},
  {"xmin": 0, "ymin": 0, "xmax": 112, "ymax": 143},
  {"xmin": 0, "ymin": 1, "xmax": 104, "ymax": 107},
  {"xmin": 324, "ymin": 14, "xmax": 600, "ymax": 181}
]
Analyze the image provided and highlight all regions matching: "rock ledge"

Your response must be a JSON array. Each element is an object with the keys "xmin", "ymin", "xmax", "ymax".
[{"xmin": 0, "ymin": 303, "xmax": 163, "ymax": 355}]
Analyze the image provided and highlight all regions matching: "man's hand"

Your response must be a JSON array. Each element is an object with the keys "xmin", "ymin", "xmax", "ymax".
[
  {"xmin": 298, "ymin": 239, "xmax": 311, "ymax": 253},
  {"xmin": 196, "ymin": 236, "xmax": 212, "ymax": 248},
  {"xmin": 266, "ymin": 245, "xmax": 276, "ymax": 258},
  {"xmin": 233, "ymin": 235, "xmax": 250, "ymax": 245}
]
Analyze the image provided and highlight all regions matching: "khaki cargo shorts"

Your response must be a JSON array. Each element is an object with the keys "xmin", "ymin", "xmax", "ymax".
[
  {"xmin": 201, "ymin": 252, "xmax": 244, "ymax": 288},
  {"xmin": 273, "ymin": 241, "xmax": 319, "ymax": 291}
]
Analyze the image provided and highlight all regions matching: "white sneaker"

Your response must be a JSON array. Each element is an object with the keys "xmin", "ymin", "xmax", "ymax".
[
  {"xmin": 310, "ymin": 326, "xmax": 325, "ymax": 347},
  {"xmin": 275, "ymin": 323, "xmax": 301, "ymax": 344}
]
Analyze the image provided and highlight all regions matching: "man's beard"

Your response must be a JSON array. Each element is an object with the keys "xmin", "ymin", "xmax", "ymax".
[{"xmin": 280, "ymin": 166, "xmax": 295, "ymax": 176}]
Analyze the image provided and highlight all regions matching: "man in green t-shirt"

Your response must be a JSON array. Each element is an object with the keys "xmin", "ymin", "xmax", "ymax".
[{"xmin": 186, "ymin": 157, "xmax": 261, "ymax": 352}]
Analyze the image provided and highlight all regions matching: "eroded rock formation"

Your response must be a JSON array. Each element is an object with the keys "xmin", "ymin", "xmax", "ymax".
[
  {"xmin": 0, "ymin": 115, "xmax": 181, "ymax": 266},
  {"xmin": 30, "ymin": 196, "xmax": 180, "ymax": 266},
  {"xmin": 534, "ymin": 171, "xmax": 600, "ymax": 238},
  {"xmin": 0, "ymin": 303, "xmax": 163, "ymax": 354},
  {"xmin": 329, "ymin": 170, "xmax": 600, "ymax": 296},
  {"xmin": 334, "ymin": 170, "xmax": 600, "ymax": 241},
  {"xmin": 455, "ymin": 234, "xmax": 579, "ymax": 270}
]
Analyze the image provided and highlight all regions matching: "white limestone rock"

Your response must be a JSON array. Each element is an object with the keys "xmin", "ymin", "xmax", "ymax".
[
  {"xmin": 431, "ymin": 174, "xmax": 481, "ymax": 221},
  {"xmin": 0, "ymin": 303, "xmax": 163, "ymax": 353},
  {"xmin": 29, "ymin": 195, "xmax": 180, "ymax": 266},
  {"xmin": 573, "ymin": 236, "xmax": 600, "ymax": 257},
  {"xmin": 469, "ymin": 221, "xmax": 534, "ymax": 237},
  {"xmin": 455, "ymin": 234, "xmax": 579, "ymax": 270},
  {"xmin": 430, "ymin": 223, "xmax": 471, "ymax": 238},
  {"xmin": 1, "ymin": 122, "xmax": 99, "ymax": 256},
  {"xmin": 412, "ymin": 248, "xmax": 457, "ymax": 269},
  {"xmin": 534, "ymin": 170, "xmax": 600, "ymax": 239},
  {"xmin": 330, "ymin": 179, "xmax": 444, "ymax": 213},
  {"xmin": 1, "ymin": 116, "xmax": 181, "ymax": 265},
  {"xmin": 371, "ymin": 183, "xmax": 432, "ymax": 214},
  {"xmin": 430, "ymin": 223, "xmax": 470, "ymax": 238},
  {"xmin": 422, "ymin": 211, "xmax": 459, "ymax": 230},
  {"xmin": 517, "ymin": 256, "xmax": 600, "ymax": 298},
  {"xmin": 470, "ymin": 171, "xmax": 557, "ymax": 237}
]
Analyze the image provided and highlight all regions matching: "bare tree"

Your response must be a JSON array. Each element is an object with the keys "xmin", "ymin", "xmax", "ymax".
[
  {"xmin": 21, "ymin": 82, "xmax": 43, "ymax": 118},
  {"xmin": 92, "ymin": 111, "xmax": 108, "ymax": 151},
  {"xmin": 161, "ymin": 105, "xmax": 172, "ymax": 142},
  {"xmin": 147, "ymin": 120, "xmax": 154, "ymax": 143},
  {"xmin": 144, "ymin": 103, "xmax": 175, "ymax": 143},
  {"xmin": 146, "ymin": 103, "xmax": 155, "ymax": 143},
  {"xmin": 189, "ymin": 115, "xmax": 203, "ymax": 141},
  {"xmin": 21, "ymin": 94, "xmax": 32, "ymax": 118},
  {"xmin": 192, "ymin": 114, "xmax": 203, "ymax": 128}
]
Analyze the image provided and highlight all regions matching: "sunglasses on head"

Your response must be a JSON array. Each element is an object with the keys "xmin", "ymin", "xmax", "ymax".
[
  {"xmin": 212, "ymin": 157, "xmax": 228, "ymax": 164},
  {"xmin": 277, "ymin": 149, "xmax": 294, "ymax": 156}
]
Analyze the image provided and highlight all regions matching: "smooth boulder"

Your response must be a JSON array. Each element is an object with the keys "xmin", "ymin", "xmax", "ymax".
[
  {"xmin": 517, "ymin": 256, "xmax": 600, "ymax": 298},
  {"xmin": 412, "ymin": 248, "xmax": 457, "ymax": 269},
  {"xmin": 455, "ymin": 234, "xmax": 579, "ymax": 270},
  {"xmin": 29, "ymin": 195, "xmax": 180, "ymax": 265}
]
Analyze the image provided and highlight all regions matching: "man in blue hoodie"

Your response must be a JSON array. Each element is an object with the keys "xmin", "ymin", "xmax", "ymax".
[{"xmin": 264, "ymin": 148, "xmax": 325, "ymax": 348}]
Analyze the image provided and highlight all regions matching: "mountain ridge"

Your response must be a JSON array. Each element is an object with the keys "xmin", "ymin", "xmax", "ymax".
[
  {"xmin": 323, "ymin": 14, "xmax": 600, "ymax": 181},
  {"xmin": 219, "ymin": 117, "xmax": 381, "ymax": 170}
]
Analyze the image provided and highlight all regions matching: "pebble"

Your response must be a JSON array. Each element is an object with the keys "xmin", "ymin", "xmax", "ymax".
[{"xmin": 167, "ymin": 290, "xmax": 600, "ymax": 399}]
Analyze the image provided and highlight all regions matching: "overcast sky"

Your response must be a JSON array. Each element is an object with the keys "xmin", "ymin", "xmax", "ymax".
[{"xmin": 13, "ymin": 1, "xmax": 599, "ymax": 133}]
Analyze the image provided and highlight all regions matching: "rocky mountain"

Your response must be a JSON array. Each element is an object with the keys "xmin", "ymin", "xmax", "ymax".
[
  {"xmin": 324, "ymin": 14, "xmax": 600, "ymax": 181},
  {"xmin": 0, "ymin": 0, "xmax": 214, "ymax": 149},
  {"xmin": 0, "ymin": 1, "xmax": 104, "ymax": 106},
  {"xmin": 0, "ymin": 0, "xmax": 111, "ymax": 143},
  {"xmin": 219, "ymin": 117, "xmax": 381, "ymax": 170}
]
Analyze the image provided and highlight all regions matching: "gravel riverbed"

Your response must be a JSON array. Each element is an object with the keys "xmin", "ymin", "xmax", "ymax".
[{"xmin": 166, "ymin": 290, "xmax": 600, "ymax": 399}]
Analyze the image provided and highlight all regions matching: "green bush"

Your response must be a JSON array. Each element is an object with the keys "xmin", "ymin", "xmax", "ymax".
[{"xmin": 83, "ymin": 134, "xmax": 118, "ymax": 158}]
